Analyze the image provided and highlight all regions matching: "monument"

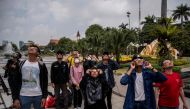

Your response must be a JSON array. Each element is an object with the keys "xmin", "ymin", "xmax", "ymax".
[{"xmin": 140, "ymin": 39, "xmax": 179, "ymax": 59}]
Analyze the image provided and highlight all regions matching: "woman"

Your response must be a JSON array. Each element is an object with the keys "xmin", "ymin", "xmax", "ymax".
[
  {"xmin": 70, "ymin": 58, "xmax": 84, "ymax": 109},
  {"xmin": 80, "ymin": 66, "xmax": 108, "ymax": 109}
]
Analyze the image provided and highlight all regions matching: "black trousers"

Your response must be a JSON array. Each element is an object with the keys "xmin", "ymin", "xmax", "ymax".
[
  {"xmin": 106, "ymin": 87, "xmax": 112, "ymax": 109},
  {"xmin": 84, "ymin": 100, "xmax": 107, "ymax": 109},
  {"xmin": 8, "ymin": 77, "xmax": 15, "ymax": 99},
  {"xmin": 134, "ymin": 101, "xmax": 147, "ymax": 109},
  {"xmin": 54, "ymin": 84, "xmax": 68, "ymax": 109},
  {"xmin": 73, "ymin": 86, "xmax": 82, "ymax": 108}
]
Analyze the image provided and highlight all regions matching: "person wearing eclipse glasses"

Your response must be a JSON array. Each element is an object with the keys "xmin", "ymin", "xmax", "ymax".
[
  {"xmin": 155, "ymin": 60, "xmax": 188, "ymax": 109},
  {"xmin": 120, "ymin": 55, "xmax": 167, "ymax": 109}
]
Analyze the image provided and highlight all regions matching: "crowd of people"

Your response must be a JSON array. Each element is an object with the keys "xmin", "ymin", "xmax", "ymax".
[{"xmin": 2, "ymin": 44, "xmax": 189, "ymax": 109}]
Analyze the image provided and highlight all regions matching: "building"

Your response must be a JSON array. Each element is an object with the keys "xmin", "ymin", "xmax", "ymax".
[
  {"xmin": 19, "ymin": 41, "xmax": 24, "ymax": 49},
  {"xmin": 49, "ymin": 39, "xmax": 59, "ymax": 45},
  {"xmin": 76, "ymin": 31, "xmax": 81, "ymax": 41}
]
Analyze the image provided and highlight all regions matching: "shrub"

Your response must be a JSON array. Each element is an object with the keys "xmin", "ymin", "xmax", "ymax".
[
  {"xmin": 174, "ymin": 59, "xmax": 189, "ymax": 66},
  {"xmin": 152, "ymin": 65, "xmax": 181, "ymax": 73},
  {"xmin": 120, "ymin": 63, "xmax": 130, "ymax": 68}
]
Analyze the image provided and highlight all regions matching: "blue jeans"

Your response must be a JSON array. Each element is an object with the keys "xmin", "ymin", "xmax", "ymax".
[{"xmin": 20, "ymin": 95, "xmax": 42, "ymax": 109}]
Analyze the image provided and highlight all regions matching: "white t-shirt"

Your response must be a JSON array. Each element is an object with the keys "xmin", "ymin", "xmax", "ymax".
[
  {"xmin": 135, "ymin": 72, "xmax": 145, "ymax": 101},
  {"xmin": 20, "ymin": 60, "xmax": 42, "ymax": 96}
]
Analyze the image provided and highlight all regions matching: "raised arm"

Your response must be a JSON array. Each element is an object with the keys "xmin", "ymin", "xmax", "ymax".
[
  {"xmin": 145, "ymin": 62, "xmax": 167, "ymax": 82},
  {"xmin": 120, "ymin": 63, "xmax": 135, "ymax": 85}
]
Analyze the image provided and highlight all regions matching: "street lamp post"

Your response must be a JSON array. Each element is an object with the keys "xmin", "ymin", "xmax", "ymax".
[
  {"xmin": 126, "ymin": 11, "xmax": 131, "ymax": 29},
  {"xmin": 139, "ymin": 0, "xmax": 141, "ymax": 29}
]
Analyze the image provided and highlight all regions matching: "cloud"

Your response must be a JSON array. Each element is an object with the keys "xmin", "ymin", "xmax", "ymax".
[
  {"xmin": 28, "ymin": 24, "xmax": 55, "ymax": 45},
  {"xmin": 48, "ymin": 0, "xmax": 69, "ymax": 22},
  {"xmin": 0, "ymin": 0, "xmax": 189, "ymax": 46}
]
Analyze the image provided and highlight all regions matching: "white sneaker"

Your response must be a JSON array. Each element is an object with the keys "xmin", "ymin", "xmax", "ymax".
[
  {"xmin": 77, "ymin": 107, "xmax": 81, "ymax": 109},
  {"xmin": 74, "ymin": 108, "xmax": 77, "ymax": 109}
]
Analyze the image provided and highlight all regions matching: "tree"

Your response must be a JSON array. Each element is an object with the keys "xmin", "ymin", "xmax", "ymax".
[
  {"xmin": 172, "ymin": 4, "xmax": 190, "ymax": 27},
  {"xmin": 104, "ymin": 28, "xmax": 136, "ymax": 63},
  {"xmin": 161, "ymin": 0, "xmax": 167, "ymax": 18},
  {"xmin": 141, "ymin": 15, "xmax": 156, "ymax": 25},
  {"xmin": 170, "ymin": 21, "xmax": 190, "ymax": 56},
  {"xmin": 56, "ymin": 37, "xmax": 76, "ymax": 53},
  {"xmin": 85, "ymin": 24, "xmax": 104, "ymax": 56},
  {"xmin": 140, "ymin": 15, "xmax": 157, "ymax": 44},
  {"xmin": 76, "ymin": 38, "xmax": 89, "ymax": 57},
  {"xmin": 154, "ymin": 18, "xmax": 178, "ymax": 64}
]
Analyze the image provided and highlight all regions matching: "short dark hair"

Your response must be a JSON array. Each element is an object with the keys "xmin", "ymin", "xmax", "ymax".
[
  {"xmin": 29, "ymin": 44, "xmax": 41, "ymax": 54},
  {"xmin": 132, "ymin": 54, "xmax": 143, "ymax": 61},
  {"xmin": 56, "ymin": 50, "xmax": 64, "ymax": 55},
  {"xmin": 103, "ymin": 51, "xmax": 109, "ymax": 55},
  {"xmin": 15, "ymin": 52, "xmax": 22, "ymax": 59}
]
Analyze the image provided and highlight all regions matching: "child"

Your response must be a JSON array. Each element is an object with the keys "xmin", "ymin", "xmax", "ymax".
[{"xmin": 80, "ymin": 67, "xmax": 108, "ymax": 109}]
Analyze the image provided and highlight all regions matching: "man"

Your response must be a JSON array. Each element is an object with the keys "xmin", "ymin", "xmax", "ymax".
[
  {"xmin": 120, "ymin": 55, "xmax": 167, "ymax": 109},
  {"xmin": 97, "ymin": 52, "xmax": 119, "ymax": 109},
  {"xmin": 4, "ymin": 52, "xmax": 21, "ymax": 100},
  {"xmin": 83, "ymin": 54, "xmax": 98, "ymax": 74},
  {"xmin": 156, "ymin": 60, "xmax": 188, "ymax": 109},
  {"xmin": 51, "ymin": 50, "xmax": 70, "ymax": 109},
  {"xmin": 13, "ymin": 45, "xmax": 48, "ymax": 109}
]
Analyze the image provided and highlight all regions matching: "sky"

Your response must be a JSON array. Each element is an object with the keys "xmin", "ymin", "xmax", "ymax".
[{"xmin": 0, "ymin": 0, "xmax": 189, "ymax": 46}]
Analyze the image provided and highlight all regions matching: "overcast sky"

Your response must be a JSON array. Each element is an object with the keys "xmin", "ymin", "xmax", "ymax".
[{"xmin": 0, "ymin": 0, "xmax": 189, "ymax": 46}]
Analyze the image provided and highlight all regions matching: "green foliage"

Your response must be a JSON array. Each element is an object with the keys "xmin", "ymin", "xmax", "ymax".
[
  {"xmin": 172, "ymin": 67, "xmax": 182, "ymax": 72},
  {"xmin": 84, "ymin": 24, "xmax": 137, "ymax": 62},
  {"xmin": 170, "ymin": 21, "xmax": 190, "ymax": 56},
  {"xmin": 141, "ymin": 15, "xmax": 156, "ymax": 25},
  {"xmin": 154, "ymin": 18, "xmax": 178, "ymax": 62},
  {"xmin": 174, "ymin": 59, "xmax": 189, "ymax": 66},
  {"xmin": 119, "ymin": 63, "xmax": 130, "ymax": 68},
  {"xmin": 172, "ymin": 4, "xmax": 190, "ymax": 25},
  {"xmin": 85, "ymin": 24, "xmax": 104, "ymax": 56},
  {"xmin": 104, "ymin": 27, "xmax": 136, "ymax": 63},
  {"xmin": 139, "ymin": 23, "xmax": 157, "ymax": 44},
  {"xmin": 56, "ymin": 37, "xmax": 76, "ymax": 52},
  {"xmin": 153, "ymin": 65, "xmax": 181, "ymax": 73},
  {"xmin": 76, "ymin": 38, "xmax": 89, "ymax": 57}
]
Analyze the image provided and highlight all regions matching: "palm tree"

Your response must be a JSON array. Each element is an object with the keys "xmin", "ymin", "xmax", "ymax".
[
  {"xmin": 87, "ymin": 32, "xmax": 103, "ymax": 56},
  {"xmin": 161, "ymin": 0, "xmax": 167, "ymax": 18},
  {"xmin": 141, "ymin": 15, "xmax": 156, "ymax": 25},
  {"xmin": 154, "ymin": 18, "xmax": 178, "ymax": 63},
  {"xmin": 105, "ymin": 28, "xmax": 131, "ymax": 63},
  {"xmin": 172, "ymin": 4, "xmax": 190, "ymax": 27}
]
